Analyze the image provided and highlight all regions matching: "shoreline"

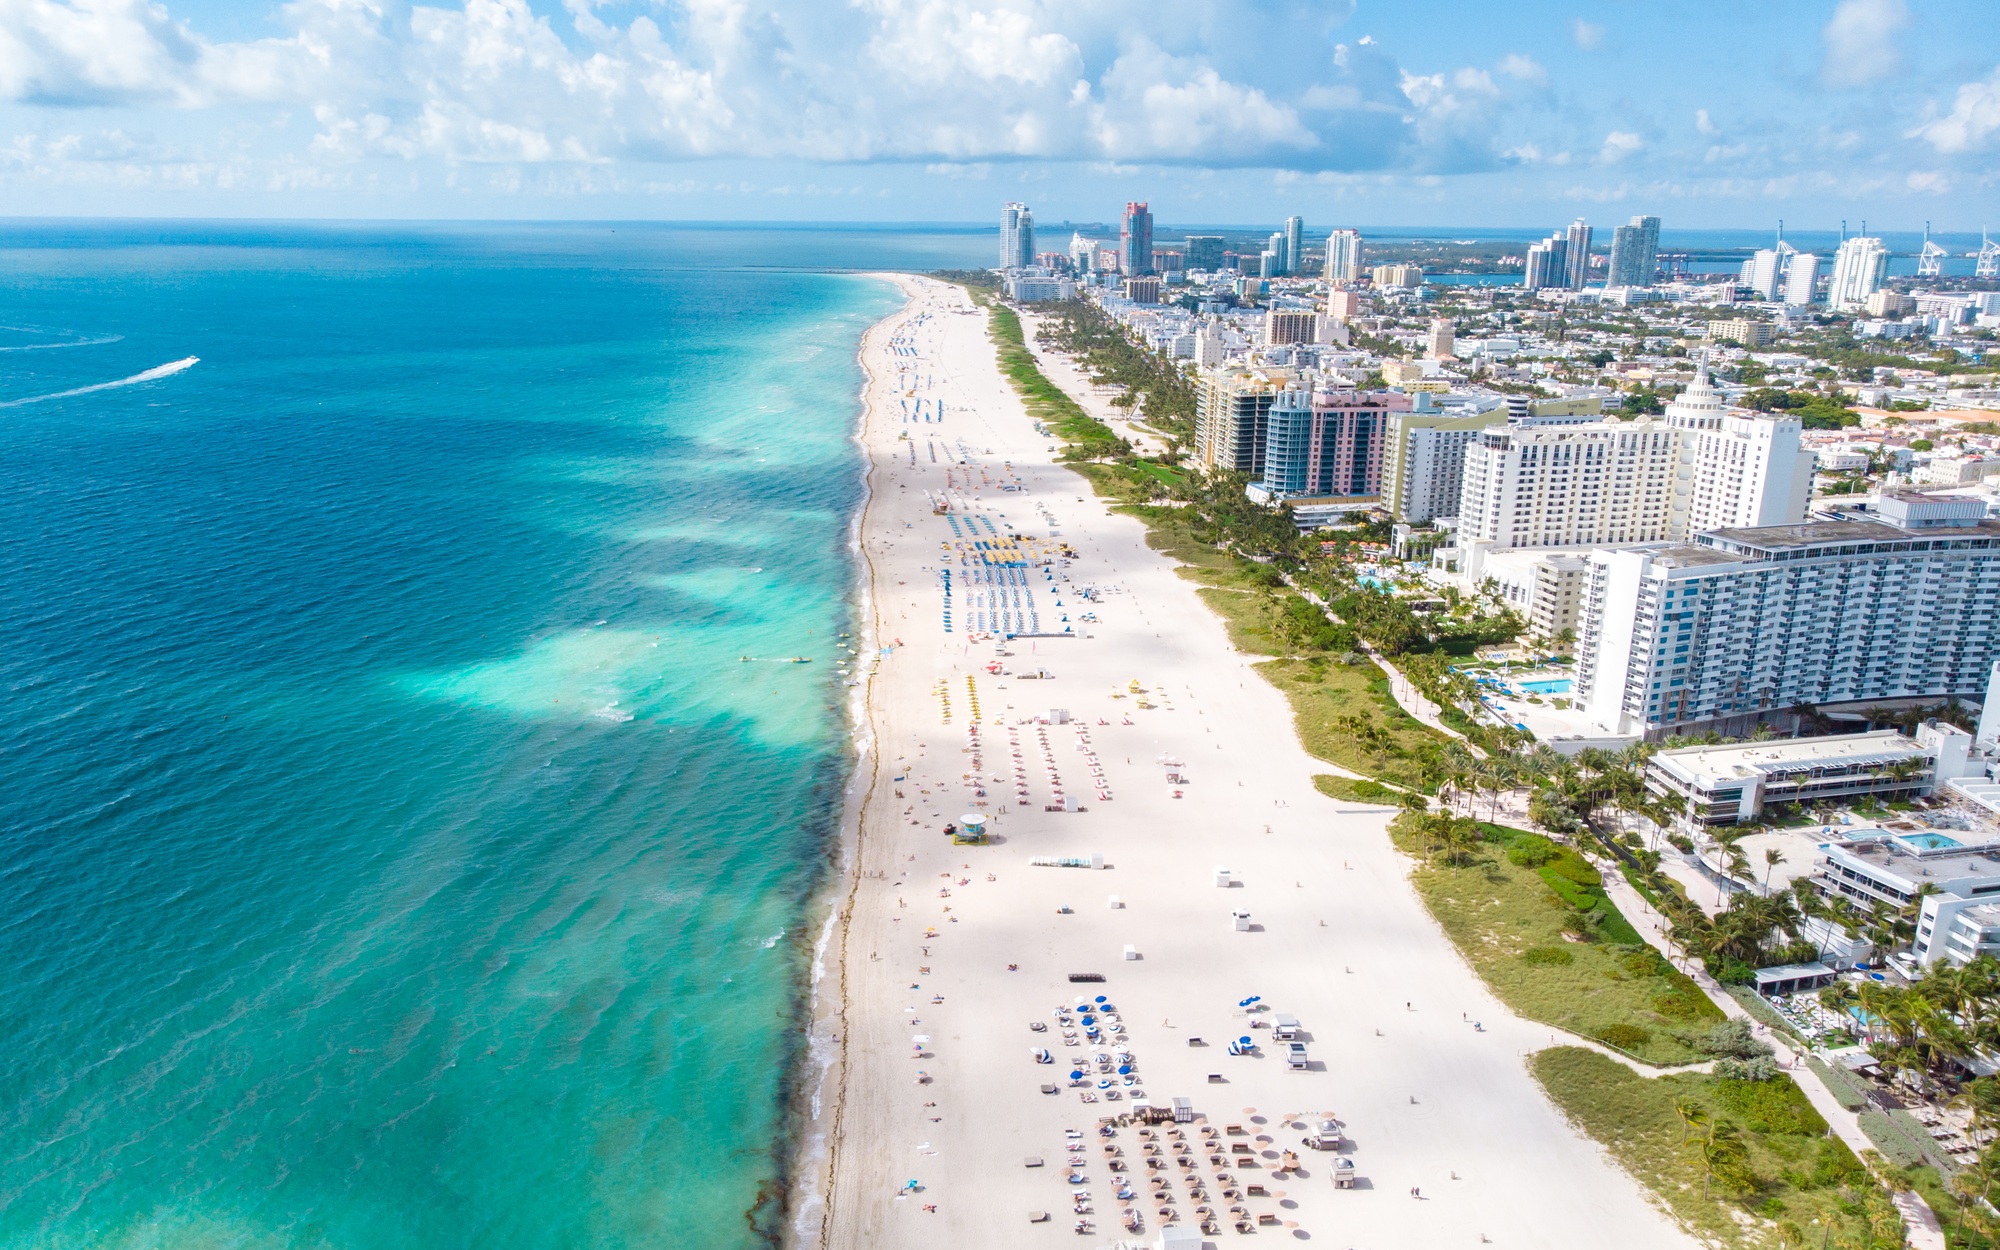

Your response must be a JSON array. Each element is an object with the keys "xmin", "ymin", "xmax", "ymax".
[
  {"xmin": 801, "ymin": 276, "xmax": 1696, "ymax": 1250},
  {"xmin": 790, "ymin": 271, "xmax": 920, "ymax": 1249}
]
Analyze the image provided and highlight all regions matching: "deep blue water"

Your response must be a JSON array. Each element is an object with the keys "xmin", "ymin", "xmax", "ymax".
[{"xmin": 0, "ymin": 222, "xmax": 984, "ymax": 1248}]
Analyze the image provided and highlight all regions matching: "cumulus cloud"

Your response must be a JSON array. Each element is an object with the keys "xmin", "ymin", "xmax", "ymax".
[
  {"xmin": 1822, "ymin": 0, "xmax": 1907, "ymax": 88},
  {"xmin": 0, "ymin": 0, "xmax": 1546, "ymax": 174},
  {"xmin": 1695, "ymin": 108, "xmax": 1717, "ymax": 136},
  {"xmin": 1571, "ymin": 19, "xmax": 1603, "ymax": 50},
  {"xmin": 1910, "ymin": 66, "xmax": 2000, "ymax": 153},
  {"xmin": 1597, "ymin": 130, "xmax": 1642, "ymax": 163}
]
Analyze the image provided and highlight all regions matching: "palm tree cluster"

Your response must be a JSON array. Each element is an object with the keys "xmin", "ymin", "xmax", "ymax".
[{"xmin": 1820, "ymin": 960, "xmax": 2000, "ymax": 1096}]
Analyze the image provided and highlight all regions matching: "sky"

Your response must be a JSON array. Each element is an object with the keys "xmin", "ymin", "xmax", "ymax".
[{"xmin": 0, "ymin": 0, "xmax": 1997, "ymax": 230}]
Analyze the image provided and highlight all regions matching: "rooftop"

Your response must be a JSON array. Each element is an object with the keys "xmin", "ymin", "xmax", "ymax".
[
  {"xmin": 1701, "ymin": 517, "xmax": 2000, "ymax": 553},
  {"xmin": 1821, "ymin": 834, "xmax": 2000, "ymax": 887},
  {"xmin": 1650, "ymin": 730, "xmax": 1930, "ymax": 790}
]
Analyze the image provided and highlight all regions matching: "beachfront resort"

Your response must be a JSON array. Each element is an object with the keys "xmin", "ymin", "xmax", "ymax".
[{"xmin": 818, "ymin": 201, "xmax": 2000, "ymax": 1250}]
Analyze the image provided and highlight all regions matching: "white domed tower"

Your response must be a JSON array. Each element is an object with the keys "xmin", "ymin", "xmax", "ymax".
[{"xmin": 1663, "ymin": 353, "xmax": 1725, "ymax": 431}]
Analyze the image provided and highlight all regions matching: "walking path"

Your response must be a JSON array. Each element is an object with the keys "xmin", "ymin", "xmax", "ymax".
[{"xmin": 1599, "ymin": 871, "xmax": 1947, "ymax": 1250}]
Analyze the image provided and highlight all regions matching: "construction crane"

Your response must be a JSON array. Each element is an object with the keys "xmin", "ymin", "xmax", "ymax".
[
  {"xmin": 1979, "ymin": 229, "xmax": 2000, "ymax": 281},
  {"xmin": 1918, "ymin": 221, "xmax": 1948, "ymax": 278}
]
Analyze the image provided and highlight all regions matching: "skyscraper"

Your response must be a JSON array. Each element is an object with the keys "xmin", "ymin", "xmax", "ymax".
[
  {"xmin": 1183, "ymin": 235, "xmax": 1225, "ymax": 270},
  {"xmin": 1120, "ymin": 202, "xmax": 1154, "ymax": 277},
  {"xmin": 1524, "ymin": 232, "xmax": 1568, "ymax": 290},
  {"xmin": 1000, "ymin": 202, "xmax": 1034, "ymax": 269},
  {"xmin": 1267, "ymin": 231, "xmax": 1288, "ymax": 276},
  {"xmin": 1782, "ymin": 253, "xmax": 1820, "ymax": 306},
  {"xmin": 1323, "ymin": 229, "xmax": 1363, "ymax": 283},
  {"xmin": 1827, "ymin": 236, "xmax": 1890, "ymax": 311},
  {"xmin": 1607, "ymin": 215, "xmax": 1661, "ymax": 287},
  {"xmin": 1284, "ymin": 216, "xmax": 1304, "ymax": 277},
  {"xmin": 1744, "ymin": 249, "xmax": 1783, "ymax": 300},
  {"xmin": 1563, "ymin": 219, "xmax": 1593, "ymax": 289}
]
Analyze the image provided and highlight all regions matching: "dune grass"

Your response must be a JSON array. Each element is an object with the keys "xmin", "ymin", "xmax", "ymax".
[
  {"xmin": 1389, "ymin": 817, "xmax": 1721, "ymax": 1064},
  {"xmin": 1533, "ymin": 1047, "xmax": 1904, "ymax": 1250}
]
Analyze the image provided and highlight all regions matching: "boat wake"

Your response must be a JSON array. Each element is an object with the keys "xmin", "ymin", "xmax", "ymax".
[
  {"xmin": 0, "ymin": 332, "xmax": 125, "ymax": 352},
  {"xmin": 0, "ymin": 356, "xmax": 199, "ymax": 408}
]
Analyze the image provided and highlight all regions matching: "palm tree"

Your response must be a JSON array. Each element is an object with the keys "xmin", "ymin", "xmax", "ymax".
[
  {"xmin": 1763, "ymin": 847, "xmax": 1786, "ymax": 894},
  {"xmin": 1674, "ymin": 1097, "xmax": 1708, "ymax": 1145},
  {"xmin": 1695, "ymin": 1119, "xmax": 1750, "ymax": 1199}
]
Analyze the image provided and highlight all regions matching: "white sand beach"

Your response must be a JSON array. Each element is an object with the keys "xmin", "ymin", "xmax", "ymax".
[{"xmin": 806, "ymin": 274, "xmax": 1697, "ymax": 1250}]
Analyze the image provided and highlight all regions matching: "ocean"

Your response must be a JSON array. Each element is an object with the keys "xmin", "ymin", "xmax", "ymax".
[{"xmin": 0, "ymin": 222, "xmax": 985, "ymax": 1248}]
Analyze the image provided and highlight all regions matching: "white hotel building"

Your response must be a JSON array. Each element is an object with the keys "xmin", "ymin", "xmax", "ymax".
[
  {"xmin": 1452, "ymin": 365, "xmax": 1813, "ymax": 580},
  {"xmin": 1576, "ymin": 493, "xmax": 2000, "ymax": 737}
]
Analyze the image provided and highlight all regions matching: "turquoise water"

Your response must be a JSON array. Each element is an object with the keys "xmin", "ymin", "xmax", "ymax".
[
  {"xmin": 1897, "ymin": 832, "xmax": 1962, "ymax": 850},
  {"xmin": 0, "ymin": 223, "xmax": 977, "ymax": 1248},
  {"xmin": 1518, "ymin": 678, "xmax": 1573, "ymax": 695}
]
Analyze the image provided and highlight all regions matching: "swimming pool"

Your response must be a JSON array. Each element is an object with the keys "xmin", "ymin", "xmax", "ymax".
[
  {"xmin": 1518, "ymin": 678, "xmax": 1573, "ymax": 695},
  {"xmin": 1897, "ymin": 832, "xmax": 1961, "ymax": 851}
]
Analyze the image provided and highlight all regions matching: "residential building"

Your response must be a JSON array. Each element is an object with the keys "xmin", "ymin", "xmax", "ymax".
[
  {"xmin": 1371, "ymin": 263, "xmax": 1423, "ymax": 289},
  {"xmin": 1743, "ymin": 249, "xmax": 1783, "ymax": 300},
  {"xmin": 1152, "ymin": 249, "xmax": 1185, "ymax": 274},
  {"xmin": 1194, "ymin": 366, "xmax": 1296, "ymax": 472},
  {"xmin": 1708, "ymin": 319, "xmax": 1776, "ymax": 348},
  {"xmin": 1426, "ymin": 318, "xmax": 1455, "ymax": 359},
  {"xmin": 1259, "ymin": 250, "xmax": 1280, "ymax": 279},
  {"xmin": 1264, "ymin": 309, "xmax": 1319, "ymax": 346},
  {"xmin": 1382, "ymin": 406, "xmax": 1508, "ymax": 524},
  {"xmin": 1005, "ymin": 272, "xmax": 1075, "ymax": 302},
  {"xmin": 1524, "ymin": 232, "xmax": 1568, "ymax": 290},
  {"xmin": 1324, "ymin": 229, "xmax": 1363, "ymax": 283},
  {"xmin": 1564, "ymin": 219, "xmax": 1593, "ymax": 290},
  {"xmin": 1647, "ymin": 728, "xmax": 1951, "ymax": 828},
  {"xmin": 1483, "ymin": 549, "xmax": 1592, "ymax": 639},
  {"xmin": 1453, "ymin": 364, "xmax": 1808, "ymax": 578},
  {"xmin": 1828, "ymin": 236, "xmax": 1889, "ymax": 311},
  {"xmin": 1120, "ymin": 202, "xmax": 1154, "ymax": 277},
  {"xmin": 1456, "ymin": 418, "xmax": 1685, "ymax": 578},
  {"xmin": 1284, "ymin": 216, "xmax": 1304, "ymax": 278},
  {"xmin": 1069, "ymin": 232, "xmax": 1096, "ymax": 273},
  {"xmin": 1914, "ymin": 455, "xmax": 2000, "ymax": 487},
  {"xmin": 1000, "ymin": 202, "xmax": 1035, "ymax": 269},
  {"xmin": 1184, "ymin": 235, "xmax": 1225, "ymax": 270},
  {"xmin": 1123, "ymin": 277, "xmax": 1161, "ymax": 305},
  {"xmin": 1864, "ymin": 290, "xmax": 1914, "ymax": 318},
  {"xmin": 1607, "ymin": 214, "xmax": 1662, "ymax": 287},
  {"xmin": 1325, "ymin": 290, "xmax": 1364, "ymax": 321},
  {"xmin": 1575, "ymin": 494, "xmax": 2000, "ymax": 737},
  {"xmin": 1782, "ymin": 253, "xmax": 1820, "ymax": 305},
  {"xmin": 1254, "ymin": 386, "xmax": 1408, "ymax": 500}
]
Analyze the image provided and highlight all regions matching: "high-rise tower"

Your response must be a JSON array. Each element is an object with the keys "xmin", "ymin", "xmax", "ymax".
[{"xmin": 1120, "ymin": 202, "xmax": 1154, "ymax": 277}]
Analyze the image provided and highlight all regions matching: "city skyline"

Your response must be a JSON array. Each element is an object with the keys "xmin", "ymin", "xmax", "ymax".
[{"xmin": 0, "ymin": 1, "xmax": 1992, "ymax": 223}]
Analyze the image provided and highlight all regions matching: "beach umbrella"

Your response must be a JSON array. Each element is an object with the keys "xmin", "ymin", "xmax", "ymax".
[
  {"xmin": 1117, "ymin": 1065, "xmax": 1132, "ymax": 1075},
  {"xmin": 1094, "ymin": 995, "xmax": 1107, "ymax": 1003},
  {"xmin": 1070, "ymin": 1070, "xmax": 1085, "ymax": 1080},
  {"xmin": 1240, "ymin": 1036, "xmax": 1253, "ymax": 1045}
]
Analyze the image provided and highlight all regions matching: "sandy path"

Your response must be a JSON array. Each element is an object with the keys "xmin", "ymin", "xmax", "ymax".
[{"xmin": 806, "ymin": 275, "xmax": 1697, "ymax": 1250}]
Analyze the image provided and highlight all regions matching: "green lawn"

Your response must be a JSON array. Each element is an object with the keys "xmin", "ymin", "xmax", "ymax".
[
  {"xmin": 1389, "ymin": 818, "xmax": 1722, "ymax": 1064},
  {"xmin": 1533, "ymin": 1047, "xmax": 1905, "ymax": 1250},
  {"xmin": 1312, "ymin": 774, "xmax": 1402, "ymax": 804}
]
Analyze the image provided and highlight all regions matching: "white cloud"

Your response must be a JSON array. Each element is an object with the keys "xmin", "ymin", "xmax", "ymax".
[
  {"xmin": 0, "ymin": 0, "xmax": 1535, "ymax": 173},
  {"xmin": 1695, "ymin": 108, "xmax": 1717, "ymax": 136},
  {"xmin": 1821, "ymin": 0, "xmax": 1907, "ymax": 89},
  {"xmin": 1910, "ymin": 66, "xmax": 2000, "ymax": 154},
  {"xmin": 1571, "ymin": 19, "xmax": 1603, "ymax": 50},
  {"xmin": 1906, "ymin": 169, "xmax": 1950, "ymax": 194},
  {"xmin": 1496, "ymin": 53, "xmax": 1545, "ymax": 87},
  {"xmin": 1597, "ymin": 130, "xmax": 1642, "ymax": 163}
]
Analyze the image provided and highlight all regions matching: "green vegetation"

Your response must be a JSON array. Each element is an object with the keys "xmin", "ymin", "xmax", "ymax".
[
  {"xmin": 986, "ymin": 304, "xmax": 1130, "ymax": 460},
  {"xmin": 1533, "ymin": 1047, "xmax": 1905, "ymax": 1250},
  {"xmin": 1390, "ymin": 810, "xmax": 1720, "ymax": 1063},
  {"xmin": 1033, "ymin": 299, "xmax": 1198, "ymax": 446},
  {"xmin": 1742, "ymin": 387, "xmax": 1863, "ymax": 430},
  {"xmin": 1311, "ymin": 774, "xmax": 1400, "ymax": 804}
]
